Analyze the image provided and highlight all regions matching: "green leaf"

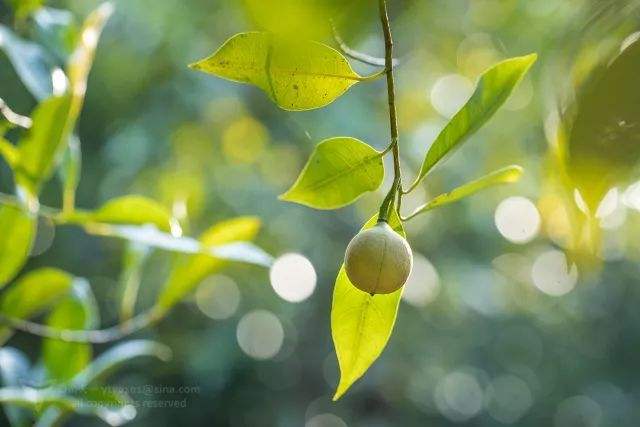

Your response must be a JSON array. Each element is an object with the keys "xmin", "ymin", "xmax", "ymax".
[
  {"xmin": 8, "ymin": 0, "xmax": 43, "ymax": 20},
  {"xmin": 0, "ymin": 137, "xmax": 20, "ymax": 169},
  {"xmin": 409, "ymin": 54, "xmax": 536, "ymax": 192},
  {"xmin": 405, "ymin": 165, "xmax": 524, "ymax": 220},
  {"xmin": 0, "ymin": 268, "xmax": 75, "ymax": 344},
  {"xmin": 332, "ymin": 211, "xmax": 405, "ymax": 400},
  {"xmin": 42, "ymin": 280, "xmax": 97, "ymax": 383},
  {"xmin": 15, "ymin": 94, "xmax": 73, "ymax": 196},
  {"xmin": 190, "ymin": 32, "xmax": 363, "ymax": 111},
  {"xmin": 66, "ymin": 195, "xmax": 178, "ymax": 233},
  {"xmin": 156, "ymin": 216, "xmax": 262, "ymax": 310},
  {"xmin": 280, "ymin": 137, "xmax": 385, "ymax": 209},
  {"xmin": 0, "ymin": 347, "xmax": 32, "ymax": 427},
  {"xmin": 58, "ymin": 135, "xmax": 82, "ymax": 212},
  {"xmin": 14, "ymin": 2, "xmax": 112, "ymax": 197},
  {"xmin": 0, "ymin": 205, "xmax": 36, "ymax": 288}
]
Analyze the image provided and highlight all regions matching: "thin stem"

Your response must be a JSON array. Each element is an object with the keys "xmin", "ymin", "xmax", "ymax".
[
  {"xmin": 0, "ymin": 98, "xmax": 32, "ymax": 129},
  {"xmin": 0, "ymin": 307, "xmax": 165, "ymax": 344},
  {"xmin": 330, "ymin": 20, "xmax": 399, "ymax": 68},
  {"xmin": 377, "ymin": 0, "xmax": 403, "ymax": 223}
]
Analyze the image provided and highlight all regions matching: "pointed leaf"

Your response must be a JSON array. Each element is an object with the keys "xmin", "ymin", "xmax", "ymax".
[
  {"xmin": 332, "ymin": 211, "xmax": 405, "ymax": 400},
  {"xmin": 190, "ymin": 32, "xmax": 362, "ymax": 111},
  {"xmin": 0, "ymin": 205, "xmax": 36, "ymax": 288},
  {"xmin": 156, "ymin": 216, "xmax": 262, "ymax": 310},
  {"xmin": 280, "ymin": 137, "xmax": 385, "ymax": 209},
  {"xmin": 410, "ymin": 54, "xmax": 536, "ymax": 191},
  {"xmin": 405, "ymin": 165, "xmax": 523, "ymax": 219}
]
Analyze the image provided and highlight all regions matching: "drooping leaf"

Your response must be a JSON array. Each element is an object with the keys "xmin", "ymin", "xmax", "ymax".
[
  {"xmin": 156, "ymin": 216, "xmax": 262, "ymax": 310},
  {"xmin": 0, "ymin": 268, "xmax": 75, "ymax": 344},
  {"xmin": 65, "ymin": 195, "xmax": 178, "ymax": 233},
  {"xmin": 280, "ymin": 137, "xmax": 384, "ymax": 209},
  {"xmin": 409, "ymin": 54, "xmax": 537, "ymax": 191},
  {"xmin": 332, "ymin": 211, "xmax": 405, "ymax": 400},
  {"xmin": 0, "ymin": 347, "xmax": 31, "ymax": 427},
  {"xmin": 0, "ymin": 205, "xmax": 36, "ymax": 288},
  {"xmin": 42, "ymin": 280, "xmax": 97, "ymax": 383},
  {"xmin": 0, "ymin": 25, "xmax": 56, "ymax": 100},
  {"xmin": 190, "ymin": 32, "xmax": 363, "ymax": 111},
  {"xmin": 0, "ymin": 387, "xmax": 135, "ymax": 427},
  {"xmin": 405, "ymin": 165, "xmax": 524, "ymax": 219},
  {"xmin": 567, "ymin": 37, "xmax": 640, "ymax": 210}
]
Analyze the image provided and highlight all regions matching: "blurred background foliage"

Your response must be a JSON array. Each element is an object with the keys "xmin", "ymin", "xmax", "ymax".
[{"xmin": 2, "ymin": 0, "xmax": 640, "ymax": 426}]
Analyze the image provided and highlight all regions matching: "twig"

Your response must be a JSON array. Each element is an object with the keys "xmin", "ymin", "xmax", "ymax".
[
  {"xmin": 0, "ymin": 97, "xmax": 32, "ymax": 129},
  {"xmin": 377, "ymin": 0, "xmax": 403, "ymax": 222},
  {"xmin": 330, "ymin": 20, "xmax": 399, "ymax": 68},
  {"xmin": 0, "ymin": 307, "xmax": 164, "ymax": 344}
]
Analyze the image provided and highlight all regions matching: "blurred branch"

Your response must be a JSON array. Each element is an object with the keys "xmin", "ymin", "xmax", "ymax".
[
  {"xmin": 330, "ymin": 20, "xmax": 398, "ymax": 68},
  {"xmin": 0, "ymin": 97, "xmax": 32, "ymax": 129},
  {"xmin": 0, "ymin": 307, "xmax": 164, "ymax": 344}
]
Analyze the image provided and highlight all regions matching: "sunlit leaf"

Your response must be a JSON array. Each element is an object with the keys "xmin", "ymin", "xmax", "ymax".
[
  {"xmin": 332, "ymin": 211, "xmax": 405, "ymax": 400},
  {"xmin": 42, "ymin": 280, "xmax": 98, "ymax": 383},
  {"xmin": 0, "ymin": 387, "xmax": 135, "ymax": 427},
  {"xmin": 0, "ymin": 268, "xmax": 75, "ymax": 344},
  {"xmin": 190, "ymin": 32, "xmax": 363, "ymax": 111},
  {"xmin": 156, "ymin": 216, "xmax": 262, "ymax": 310},
  {"xmin": 280, "ymin": 137, "xmax": 384, "ymax": 209},
  {"xmin": 0, "ymin": 137, "xmax": 19, "ymax": 172},
  {"xmin": 8, "ymin": 0, "xmax": 43, "ymax": 20},
  {"xmin": 0, "ymin": 205, "xmax": 36, "ymax": 288},
  {"xmin": 409, "ymin": 54, "xmax": 537, "ymax": 191},
  {"xmin": 0, "ymin": 347, "xmax": 31, "ymax": 427},
  {"xmin": 405, "ymin": 165, "xmax": 524, "ymax": 219},
  {"xmin": 65, "ymin": 195, "xmax": 178, "ymax": 233},
  {"xmin": 15, "ymin": 94, "xmax": 72, "ymax": 196},
  {"xmin": 0, "ymin": 25, "xmax": 56, "ymax": 100}
]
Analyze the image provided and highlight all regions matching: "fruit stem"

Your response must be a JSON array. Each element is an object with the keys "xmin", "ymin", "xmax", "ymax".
[{"xmin": 377, "ymin": 0, "xmax": 403, "ymax": 223}]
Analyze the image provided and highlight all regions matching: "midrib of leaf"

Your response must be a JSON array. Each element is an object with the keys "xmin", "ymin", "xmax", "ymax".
[
  {"xmin": 346, "ymin": 294, "xmax": 373, "ymax": 386},
  {"xmin": 296, "ymin": 153, "xmax": 381, "ymax": 193},
  {"xmin": 214, "ymin": 62, "xmax": 362, "ymax": 82}
]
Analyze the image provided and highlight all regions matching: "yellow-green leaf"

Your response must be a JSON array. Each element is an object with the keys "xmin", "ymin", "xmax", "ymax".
[
  {"xmin": 0, "ymin": 268, "xmax": 74, "ymax": 344},
  {"xmin": 409, "ymin": 54, "xmax": 537, "ymax": 192},
  {"xmin": 190, "ymin": 32, "xmax": 363, "ymax": 111},
  {"xmin": 332, "ymin": 211, "xmax": 405, "ymax": 400},
  {"xmin": 280, "ymin": 137, "xmax": 384, "ymax": 209},
  {"xmin": 156, "ymin": 216, "xmax": 261, "ymax": 310},
  {"xmin": 15, "ymin": 94, "xmax": 72, "ymax": 195},
  {"xmin": 405, "ymin": 165, "xmax": 524, "ymax": 220},
  {"xmin": 0, "ymin": 205, "xmax": 36, "ymax": 288},
  {"xmin": 65, "ymin": 195, "xmax": 177, "ymax": 233}
]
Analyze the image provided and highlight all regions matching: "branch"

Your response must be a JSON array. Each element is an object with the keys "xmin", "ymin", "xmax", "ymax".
[
  {"xmin": 0, "ymin": 307, "xmax": 164, "ymax": 344},
  {"xmin": 0, "ymin": 98, "xmax": 32, "ymax": 129},
  {"xmin": 377, "ymin": 0, "xmax": 403, "ymax": 222},
  {"xmin": 330, "ymin": 20, "xmax": 399, "ymax": 69}
]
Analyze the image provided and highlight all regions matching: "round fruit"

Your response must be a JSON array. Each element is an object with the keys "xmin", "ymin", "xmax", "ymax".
[{"xmin": 344, "ymin": 221, "xmax": 413, "ymax": 294}]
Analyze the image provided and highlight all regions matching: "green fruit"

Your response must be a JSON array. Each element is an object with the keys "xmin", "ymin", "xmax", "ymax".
[{"xmin": 344, "ymin": 221, "xmax": 413, "ymax": 294}]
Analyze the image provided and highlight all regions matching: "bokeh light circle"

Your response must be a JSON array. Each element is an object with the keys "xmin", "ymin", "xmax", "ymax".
[
  {"xmin": 195, "ymin": 275, "xmax": 241, "ymax": 320},
  {"xmin": 402, "ymin": 253, "xmax": 440, "ymax": 307},
  {"xmin": 236, "ymin": 310, "xmax": 284, "ymax": 360},
  {"xmin": 494, "ymin": 196, "xmax": 541, "ymax": 244},
  {"xmin": 270, "ymin": 253, "xmax": 317, "ymax": 303},
  {"xmin": 531, "ymin": 250, "xmax": 578, "ymax": 296}
]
